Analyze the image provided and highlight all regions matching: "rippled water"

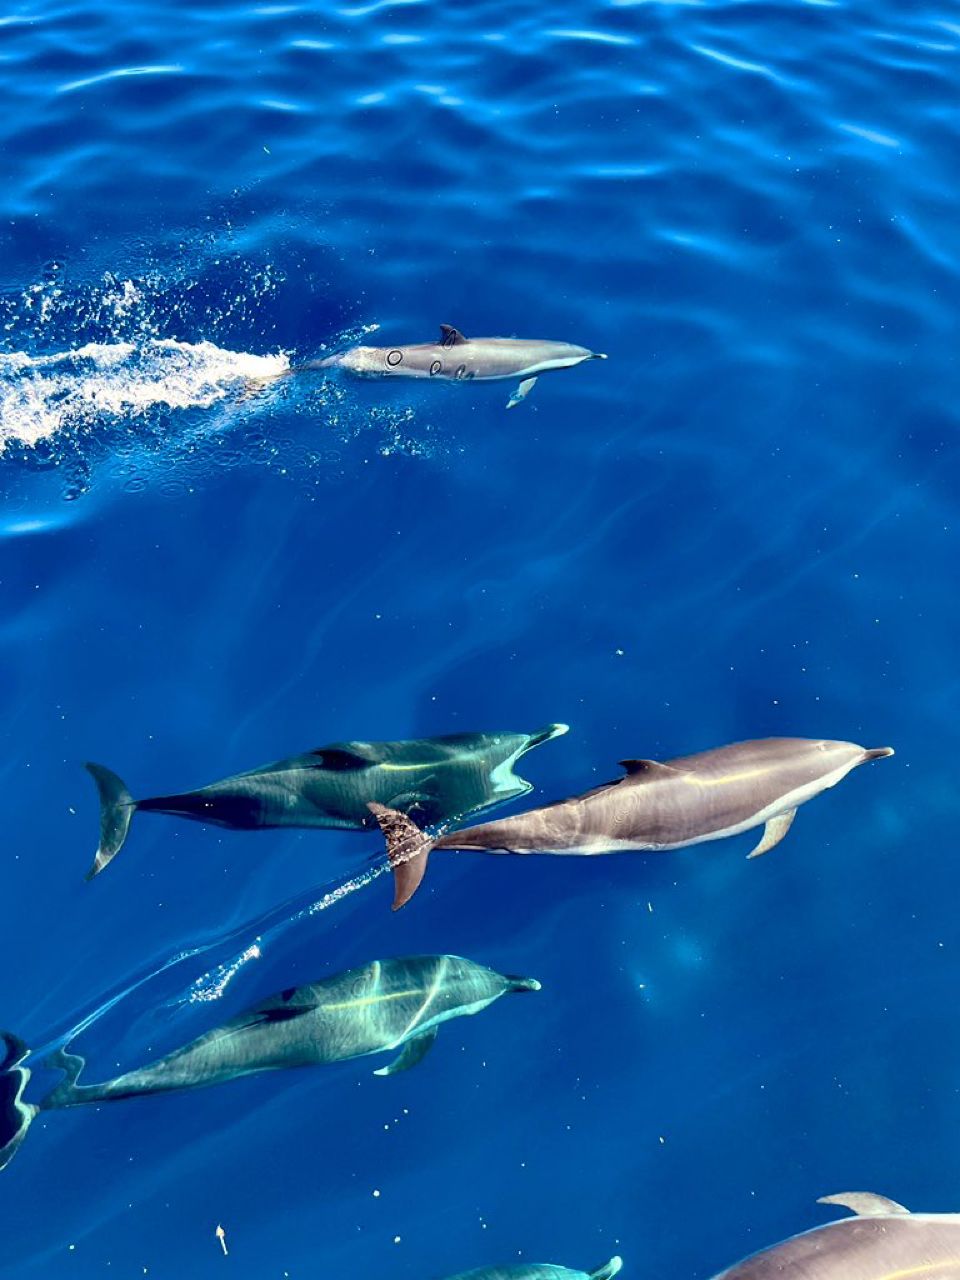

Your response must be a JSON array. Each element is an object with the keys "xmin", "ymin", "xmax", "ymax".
[{"xmin": 1, "ymin": 0, "xmax": 959, "ymax": 1276}]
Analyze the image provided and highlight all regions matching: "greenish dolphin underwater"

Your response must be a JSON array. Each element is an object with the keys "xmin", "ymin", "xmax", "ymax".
[
  {"xmin": 0, "ymin": 954, "xmax": 540, "ymax": 1173},
  {"xmin": 443, "ymin": 1259, "xmax": 622, "ymax": 1280},
  {"xmin": 84, "ymin": 723, "xmax": 567, "ymax": 879},
  {"xmin": 303, "ymin": 325, "xmax": 608, "ymax": 408},
  {"xmin": 710, "ymin": 1192, "xmax": 960, "ymax": 1277},
  {"xmin": 369, "ymin": 737, "xmax": 894, "ymax": 909}
]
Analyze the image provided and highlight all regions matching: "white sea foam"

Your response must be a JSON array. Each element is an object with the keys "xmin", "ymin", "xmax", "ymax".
[{"xmin": 0, "ymin": 339, "xmax": 290, "ymax": 451}]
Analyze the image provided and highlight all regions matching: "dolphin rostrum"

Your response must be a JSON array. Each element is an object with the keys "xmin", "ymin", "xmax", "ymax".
[
  {"xmin": 709, "ymin": 1192, "xmax": 960, "ymax": 1277},
  {"xmin": 84, "ymin": 724, "xmax": 568, "ymax": 880},
  {"xmin": 368, "ymin": 737, "xmax": 894, "ymax": 909},
  {"xmin": 445, "ymin": 1259, "xmax": 623, "ymax": 1280},
  {"xmin": 305, "ymin": 325, "xmax": 607, "ymax": 407},
  {"xmin": 0, "ymin": 954, "xmax": 540, "ymax": 1173}
]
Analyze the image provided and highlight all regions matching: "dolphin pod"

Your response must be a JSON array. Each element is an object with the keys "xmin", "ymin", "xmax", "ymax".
[
  {"xmin": 368, "ymin": 737, "xmax": 894, "ymax": 909},
  {"xmin": 444, "ymin": 1259, "xmax": 623, "ymax": 1280},
  {"xmin": 305, "ymin": 325, "xmax": 607, "ymax": 407},
  {"xmin": 711, "ymin": 1192, "xmax": 960, "ymax": 1277},
  {"xmin": 83, "ymin": 724, "xmax": 567, "ymax": 879},
  {"xmin": 0, "ymin": 954, "xmax": 540, "ymax": 1173}
]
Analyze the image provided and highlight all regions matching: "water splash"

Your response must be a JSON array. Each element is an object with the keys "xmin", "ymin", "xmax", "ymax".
[{"xmin": 0, "ymin": 339, "xmax": 290, "ymax": 451}]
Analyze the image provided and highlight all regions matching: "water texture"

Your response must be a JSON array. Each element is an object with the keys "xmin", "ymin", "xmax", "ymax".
[{"xmin": 0, "ymin": 0, "xmax": 958, "ymax": 1275}]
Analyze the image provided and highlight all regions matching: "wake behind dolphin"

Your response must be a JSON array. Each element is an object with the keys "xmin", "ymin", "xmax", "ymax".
[
  {"xmin": 369, "ymin": 737, "xmax": 894, "ymax": 909},
  {"xmin": 303, "ymin": 325, "xmax": 607, "ymax": 408},
  {"xmin": 0, "ymin": 954, "xmax": 540, "ymax": 1173}
]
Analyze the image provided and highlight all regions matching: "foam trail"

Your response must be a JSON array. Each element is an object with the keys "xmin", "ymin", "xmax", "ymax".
[
  {"xmin": 172, "ymin": 860, "xmax": 390, "ymax": 1007},
  {"xmin": 29, "ymin": 859, "xmax": 391, "ymax": 1062},
  {"xmin": 0, "ymin": 339, "xmax": 290, "ymax": 451}
]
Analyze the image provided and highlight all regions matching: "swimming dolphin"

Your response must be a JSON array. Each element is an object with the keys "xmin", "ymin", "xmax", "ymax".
[
  {"xmin": 305, "ymin": 325, "xmax": 607, "ymax": 407},
  {"xmin": 710, "ymin": 1192, "xmax": 960, "ymax": 1277},
  {"xmin": 0, "ymin": 954, "xmax": 540, "ymax": 1173},
  {"xmin": 368, "ymin": 737, "xmax": 894, "ymax": 908},
  {"xmin": 84, "ymin": 724, "xmax": 568, "ymax": 880},
  {"xmin": 444, "ymin": 1259, "xmax": 622, "ymax": 1280}
]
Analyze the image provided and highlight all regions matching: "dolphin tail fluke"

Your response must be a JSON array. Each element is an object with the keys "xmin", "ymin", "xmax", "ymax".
[
  {"xmin": 367, "ymin": 803, "xmax": 435, "ymax": 910},
  {"xmin": 590, "ymin": 1257, "xmax": 623, "ymax": 1280},
  {"xmin": 84, "ymin": 763, "xmax": 136, "ymax": 880},
  {"xmin": 0, "ymin": 1033, "xmax": 37, "ymax": 1173},
  {"xmin": 39, "ymin": 1044, "xmax": 95, "ymax": 1109}
]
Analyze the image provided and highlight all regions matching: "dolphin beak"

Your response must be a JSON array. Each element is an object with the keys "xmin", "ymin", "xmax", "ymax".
[{"xmin": 592, "ymin": 352, "xmax": 608, "ymax": 360}]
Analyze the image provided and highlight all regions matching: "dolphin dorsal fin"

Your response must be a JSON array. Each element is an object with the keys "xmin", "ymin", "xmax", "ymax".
[
  {"xmin": 817, "ymin": 1193, "xmax": 910, "ymax": 1217},
  {"xmin": 619, "ymin": 758, "xmax": 676, "ymax": 777},
  {"xmin": 307, "ymin": 746, "xmax": 372, "ymax": 771},
  {"xmin": 439, "ymin": 324, "xmax": 467, "ymax": 348}
]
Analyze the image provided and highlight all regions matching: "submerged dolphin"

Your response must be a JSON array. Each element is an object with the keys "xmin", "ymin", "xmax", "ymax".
[
  {"xmin": 305, "ymin": 325, "xmax": 607, "ymax": 407},
  {"xmin": 445, "ymin": 1259, "xmax": 622, "ymax": 1280},
  {"xmin": 711, "ymin": 1192, "xmax": 960, "ymax": 1277},
  {"xmin": 0, "ymin": 954, "xmax": 540, "ymax": 1173},
  {"xmin": 84, "ymin": 724, "xmax": 567, "ymax": 880},
  {"xmin": 368, "ymin": 737, "xmax": 894, "ymax": 908}
]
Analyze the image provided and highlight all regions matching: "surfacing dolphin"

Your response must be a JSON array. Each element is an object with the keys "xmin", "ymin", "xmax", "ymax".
[
  {"xmin": 368, "ymin": 737, "xmax": 894, "ymax": 908},
  {"xmin": 304, "ymin": 325, "xmax": 607, "ymax": 408},
  {"xmin": 84, "ymin": 724, "xmax": 568, "ymax": 880},
  {"xmin": 445, "ymin": 1259, "xmax": 622, "ymax": 1280},
  {"xmin": 0, "ymin": 954, "xmax": 540, "ymax": 1173},
  {"xmin": 710, "ymin": 1192, "xmax": 960, "ymax": 1278}
]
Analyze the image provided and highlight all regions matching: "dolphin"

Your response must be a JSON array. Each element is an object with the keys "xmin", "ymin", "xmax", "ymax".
[
  {"xmin": 0, "ymin": 954, "xmax": 540, "ymax": 1173},
  {"xmin": 710, "ymin": 1192, "xmax": 960, "ymax": 1277},
  {"xmin": 367, "ymin": 737, "xmax": 894, "ymax": 909},
  {"xmin": 304, "ymin": 325, "xmax": 607, "ymax": 407},
  {"xmin": 84, "ymin": 724, "xmax": 568, "ymax": 880},
  {"xmin": 444, "ymin": 1259, "xmax": 622, "ymax": 1280}
]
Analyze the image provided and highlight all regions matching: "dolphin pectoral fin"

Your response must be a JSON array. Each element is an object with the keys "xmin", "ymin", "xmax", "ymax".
[
  {"xmin": 747, "ymin": 809, "xmax": 796, "ymax": 859},
  {"xmin": 817, "ymin": 1192, "xmax": 910, "ymax": 1217},
  {"xmin": 589, "ymin": 1259, "xmax": 623, "ymax": 1280},
  {"xmin": 507, "ymin": 377, "xmax": 537, "ymax": 409},
  {"xmin": 373, "ymin": 1027, "xmax": 439, "ymax": 1077}
]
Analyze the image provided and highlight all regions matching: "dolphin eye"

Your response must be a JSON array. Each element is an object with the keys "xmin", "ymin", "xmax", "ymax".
[
  {"xmin": 387, "ymin": 350, "xmax": 403, "ymax": 367},
  {"xmin": 455, "ymin": 364, "xmax": 466, "ymax": 379},
  {"xmin": 430, "ymin": 360, "xmax": 442, "ymax": 376}
]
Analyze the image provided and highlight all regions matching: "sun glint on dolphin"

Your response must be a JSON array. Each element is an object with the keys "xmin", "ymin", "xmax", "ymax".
[
  {"xmin": 84, "ymin": 724, "xmax": 567, "ymax": 880},
  {"xmin": 709, "ymin": 1192, "xmax": 960, "ymax": 1278},
  {"xmin": 368, "ymin": 737, "xmax": 894, "ymax": 909},
  {"xmin": 302, "ymin": 325, "xmax": 607, "ymax": 407},
  {"xmin": 0, "ymin": 954, "xmax": 541, "ymax": 1173}
]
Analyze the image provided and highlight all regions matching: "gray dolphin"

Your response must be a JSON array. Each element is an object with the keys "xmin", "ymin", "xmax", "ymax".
[
  {"xmin": 84, "ymin": 724, "xmax": 568, "ymax": 880},
  {"xmin": 368, "ymin": 737, "xmax": 894, "ymax": 908},
  {"xmin": 0, "ymin": 954, "xmax": 540, "ymax": 1172},
  {"xmin": 710, "ymin": 1192, "xmax": 960, "ymax": 1277},
  {"xmin": 305, "ymin": 325, "xmax": 607, "ymax": 407},
  {"xmin": 444, "ymin": 1259, "xmax": 622, "ymax": 1280}
]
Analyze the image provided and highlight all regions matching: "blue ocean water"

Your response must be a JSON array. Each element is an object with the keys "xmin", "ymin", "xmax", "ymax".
[{"xmin": 1, "ymin": 0, "xmax": 959, "ymax": 1274}]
